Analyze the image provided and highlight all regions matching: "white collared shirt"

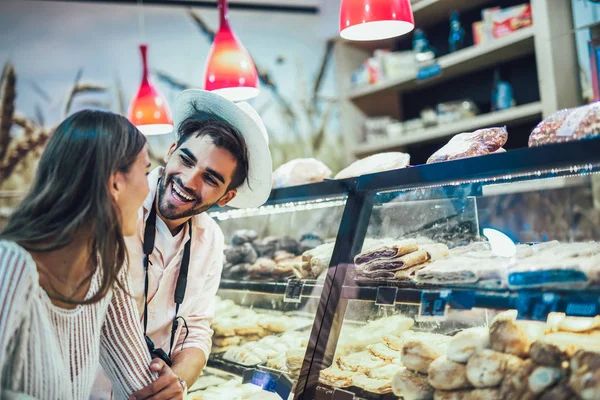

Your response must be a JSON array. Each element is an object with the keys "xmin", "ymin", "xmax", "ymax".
[{"xmin": 91, "ymin": 167, "xmax": 224, "ymax": 399}]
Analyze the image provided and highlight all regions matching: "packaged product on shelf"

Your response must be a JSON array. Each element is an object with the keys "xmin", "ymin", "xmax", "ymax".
[
  {"xmin": 380, "ymin": 50, "xmax": 417, "ymax": 80},
  {"xmin": 436, "ymin": 100, "xmax": 479, "ymax": 124},
  {"xmin": 222, "ymin": 230, "xmax": 330, "ymax": 281},
  {"xmin": 364, "ymin": 116, "xmax": 395, "ymax": 143},
  {"xmin": 334, "ymin": 152, "xmax": 410, "ymax": 180},
  {"xmin": 528, "ymin": 102, "xmax": 600, "ymax": 147},
  {"xmin": 491, "ymin": 3, "xmax": 533, "ymax": 39},
  {"xmin": 271, "ymin": 158, "xmax": 332, "ymax": 189},
  {"xmin": 426, "ymin": 126, "xmax": 508, "ymax": 164}
]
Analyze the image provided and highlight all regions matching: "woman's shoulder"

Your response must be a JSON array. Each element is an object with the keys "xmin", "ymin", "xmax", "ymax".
[{"xmin": 0, "ymin": 240, "xmax": 39, "ymax": 291}]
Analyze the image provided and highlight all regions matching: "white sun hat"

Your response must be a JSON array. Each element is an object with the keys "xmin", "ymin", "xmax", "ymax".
[{"xmin": 172, "ymin": 89, "xmax": 272, "ymax": 208}]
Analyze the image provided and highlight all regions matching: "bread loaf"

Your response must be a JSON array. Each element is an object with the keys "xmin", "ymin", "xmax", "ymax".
[
  {"xmin": 428, "ymin": 356, "xmax": 471, "ymax": 390},
  {"xmin": 447, "ymin": 327, "xmax": 490, "ymax": 363}
]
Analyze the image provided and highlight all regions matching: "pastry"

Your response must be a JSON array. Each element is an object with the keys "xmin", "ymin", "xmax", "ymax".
[
  {"xmin": 224, "ymin": 243, "xmax": 258, "ymax": 265},
  {"xmin": 352, "ymin": 374, "xmax": 393, "ymax": 394},
  {"xmin": 530, "ymin": 339, "xmax": 571, "ymax": 368},
  {"xmin": 334, "ymin": 152, "xmax": 410, "ymax": 180},
  {"xmin": 402, "ymin": 339, "xmax": 444, "ymax": 374},
  {"xmin": 252, "ymin": 236, "xmax": 279, "ymax": 259},
  {"xmin": 368, "ymin": 342, "xmax": 402, "ymax": 363},
  {"xmin": 489, "ymin": 318, "xmax": 546, "ymax": 357},
  {"xmin": 427, "ymin": 127, "xmax": 508, "ymax": 164},
  {"xmin": 557, "ymin": 315, "xmax": 600, "ymax": 333},
  {"xmin": 222, "ymin": 347, "xmax": 263, "ymax": 366},
  {"xmin": 354, "ymin": 239, "xmax": 419, "ymax": 265},
  {"xmin": 428, "ymin": 356, "xmax": 471, "ymax": 390},
  {"xmin": 276, "ymin": 236, "xmax": 300, "ymax": 255},
  {"xmin": 394, "ymin": 263, "xmax": 428, "ymax": 281},
  {"xmin": 231, "ymin": 229, "xmax": 258, "ymax": 246},
  {"xmin": 529, "ymin": 102, "xmax": 600, "ymax": 147},
  {"xmin": 529, "ymin": 365, "xmax": 564, "ymax": 394},
  {"xmin": 274, "ymin": 256, "xmax": 303, "ymax": 276},
  {"xmin": 248, "ymin": 258, "xmax": 276, "ymax": 278},
  {"xmin": 212, "ymin": 321, "xmax": 237, "ymax": 338},
  {"xmin": 539, "ymin": 378, "xmax": 578, "ymax": 400},
  {"xmin": 466, "ymin": 349, "xmax": 524, "ymax": 388},
  {"xmin": 337, "ymin": 351, "xmax": 388, "ymax": 373},
  {"xmin": 358, "ymin": 249, "xmax": 429, "ymax": 272},
  {"xmin": 382, "ymin": 331, "xmax": 449, "ymax": 352},
  {"xmin": 500, "ymin": 359, "xmax": 538, "ymax": 400},
  {"xmin": 222, "ymin": 263, "xmax": 250, "ymax": 279},
  {"xmin": 285, "ymin": 349, "xmax": 305, "ymax": 372},
  {"xmin": 257, "ymin": 316, "xmax": 288, "ymax": 333},
  {"xmin": 319, "ymin": 366, "xmax": 354, "ymax": 388},
  {"xmin": 212, "ymin": 336, "xmax": 241, "ymax": 347},
  {"xmin": 273, "ymin": 250, "xmax": 295, "ymax": 262},
  {"xmin": 392, "ymin": 368, "xmax": 435, "ymax": 400},
  {"xmin": 266, "ymin": 355, "xmax": 287, "ymax": 371},
  {"xmin": 447, "ymin": 327, "xmax": 490, "ymax": 363},
  {"xmin": 419, "ymin": 243, "xmax": 449, "ymax": 261},
  {"xmin": 368, "ymin": 363, "xmax": 405, "ymax": 380},
  {"xmin": 433, "ymin": 389, "xmax": 501, "ymax": 400}
]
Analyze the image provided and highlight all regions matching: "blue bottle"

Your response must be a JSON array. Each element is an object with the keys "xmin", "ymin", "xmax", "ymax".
[{"xmin": 449, "ymin": 11, "xmax": 465, "ymax": 53}]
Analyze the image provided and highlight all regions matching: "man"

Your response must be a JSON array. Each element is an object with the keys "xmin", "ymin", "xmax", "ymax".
[{"xmin": 92, "ymin": 89, "xmax": 272, "ymax": 399}]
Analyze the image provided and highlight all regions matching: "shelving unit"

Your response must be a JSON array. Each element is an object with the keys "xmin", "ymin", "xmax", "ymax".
[
  {"xmin": 354, "ymin": 101, "xmax": 542, "ymax": 155},
  {"xmin": 335, "ymin": 0, "xmax": 581, "ymax": 161}
]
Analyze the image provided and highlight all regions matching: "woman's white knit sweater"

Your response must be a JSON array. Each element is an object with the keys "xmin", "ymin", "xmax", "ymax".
[{"xmin": 0, "ymin": 240, "xmax": 156, "ymax": 399}]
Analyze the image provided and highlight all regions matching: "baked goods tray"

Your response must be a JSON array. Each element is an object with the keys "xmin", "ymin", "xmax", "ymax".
[
  {"xmin": 316, "ymin": 383, "xmax": 395, "ymax": 400},
  {"xmin": 219, "ymin": 278, "xmax": 324, "ymax": 298},
  {"xmin": 207, "ymin": 353, "xmax": 260, "ymax": 376}
]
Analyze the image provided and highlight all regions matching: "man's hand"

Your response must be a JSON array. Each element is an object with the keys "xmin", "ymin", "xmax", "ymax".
[{"xmin": 130, "ymin": 358, "xmax": 185, "ymax": 400}]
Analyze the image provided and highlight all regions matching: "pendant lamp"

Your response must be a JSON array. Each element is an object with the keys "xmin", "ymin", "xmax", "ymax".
[
  {"xmin": 128, "ymin": 44, "xmax": 174, "ymax": 135},
  {"xmin": 203, "ymin": 0, "xmax": 259, "ymax": 102},
  {"xmin": 340, "ymin": 0, "xmax": 415, "ymax": 41}
]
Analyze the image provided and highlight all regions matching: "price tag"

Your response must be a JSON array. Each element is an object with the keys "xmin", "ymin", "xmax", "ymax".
[
  {"xmin": 242, "ymin": 368, "xmax": 293, "ymax": 399},
  {"xmin": 565, "ymin": 302, "xmax": 598, "ymax": 317},
  {"xmin": 419, "ymin": 290, "xmax": 451, "ymax": 319},
  {"xmin": 284, "ymin": 280, "xmax": 304, "ymax": 303},
  {"xmin": 449, "ymin": 290, "xmax": 476, "ymax": 310},
  {"xmin": 417, "ymin": 63, "xmax": 442, "ymax": 80},
  {"xmin": 375, "ymin": 286, "xmax": 398, "ymax": 306},
  {"xmin": 516, "ymin": 292, "xmax": 559, "ymax": 321}
]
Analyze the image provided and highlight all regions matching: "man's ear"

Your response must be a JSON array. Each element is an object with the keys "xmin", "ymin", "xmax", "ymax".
[
  {"xmin": 109, "ymin": 172, "xmax": 125, "ymax": 203},
  {"xmin": 217, "ymin": 189, "xmax": 237, "ymax": 207},
  {"xmin": 164, "ymin": 142, "xmax": 177, "ymax": 163}
]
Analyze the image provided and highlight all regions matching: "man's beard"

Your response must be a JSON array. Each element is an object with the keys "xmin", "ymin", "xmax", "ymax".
[{"xmin": 157, "ymin": 173, "xmax": 216, "ymax": 220}]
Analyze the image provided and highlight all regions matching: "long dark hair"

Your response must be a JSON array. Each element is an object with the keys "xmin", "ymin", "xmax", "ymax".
[{"xmin": 0, "ymin": 110, "xmax": 146, "ymax": 305}]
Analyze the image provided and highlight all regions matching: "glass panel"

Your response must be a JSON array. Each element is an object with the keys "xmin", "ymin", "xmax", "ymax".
[{"xmin": 194, "ymin": 197, "xmax": 347, "ymax": 398}]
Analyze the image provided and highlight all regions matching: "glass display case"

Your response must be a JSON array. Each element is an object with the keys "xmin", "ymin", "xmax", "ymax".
[
  {"xmin": 186, "ymin": 181, "xmax": 352, "ymax": 400},
  {"xmin": 298, "ymin": 139, "xmax": 600, "ymax": 400}
]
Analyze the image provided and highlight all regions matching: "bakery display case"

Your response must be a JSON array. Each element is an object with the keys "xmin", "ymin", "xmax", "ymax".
[
  {"xmin": 297, "ymin": 139, "xmax": 600, "ymax": 400},
  {"xmin": 186, "ymin": 181, "xmax": 353, "ymax": 400}
]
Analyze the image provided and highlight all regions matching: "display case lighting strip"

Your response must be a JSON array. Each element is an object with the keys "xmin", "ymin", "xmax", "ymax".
[
  {"xmin": 209, "ymin": 196, "xmax": 348, "ymax": 221},
  {"xmin": 376, "ymin": 163, "xmax": 597, "ymax": 196}
]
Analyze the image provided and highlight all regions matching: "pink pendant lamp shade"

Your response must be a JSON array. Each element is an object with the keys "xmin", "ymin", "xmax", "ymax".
[
  {"xmin": 203, "ymin": 0, "xmax": 259, "ymax": 102},
  {"xmin": 128, "ymin": 44, "xmax": 173, "ymax": 135},
  {"xmin": 340, "ymin": 0, "xmax": 415, "ymax": 41}
]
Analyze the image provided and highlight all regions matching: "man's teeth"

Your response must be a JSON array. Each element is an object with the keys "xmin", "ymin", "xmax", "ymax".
[{"xmin": 173, "ymin": 183, "xmax": 194, "ymax": 201}]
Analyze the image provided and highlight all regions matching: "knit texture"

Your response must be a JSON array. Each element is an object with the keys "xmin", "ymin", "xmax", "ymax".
[{"xmin": 0, "ymin": 240, "xmax": 156, "ymax": 399}]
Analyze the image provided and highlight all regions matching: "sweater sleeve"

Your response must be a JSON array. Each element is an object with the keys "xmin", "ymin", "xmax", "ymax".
[
  {"xmin": 99, "ymin": 264, "xmax": 157, "ymax": 400},
  {"xmin": 0, "ymin": 241, "xmax": 35, "ymax": 391}
]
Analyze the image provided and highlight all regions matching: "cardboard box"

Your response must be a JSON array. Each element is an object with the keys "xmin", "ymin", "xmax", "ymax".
[{"xmin": 492, "ymin": 3, "xmax": 533, "ymax": 39}]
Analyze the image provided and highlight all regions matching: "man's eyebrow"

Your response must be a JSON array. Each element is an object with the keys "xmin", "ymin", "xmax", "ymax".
[
  {"xmin": 206, "ymin": 167, "xmax": 225, "ymax": 184},
  {"xmin": 180, "ymin": 148, "xmax": 198, "ymax": 163}
]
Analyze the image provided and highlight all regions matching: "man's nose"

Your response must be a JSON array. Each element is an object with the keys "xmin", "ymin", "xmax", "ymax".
[{"xmin": 180, "ymin": 169, "xmax": 202, "ymax": 194}]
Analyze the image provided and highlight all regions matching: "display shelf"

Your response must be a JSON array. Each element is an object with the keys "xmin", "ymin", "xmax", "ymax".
[
  {"xmin": 219, "ymin": 278, "xmax": 325, "ymax": 298},
  {"xmin": 348, "ymin": 26, "xmax": 535, "ymax": 102},
  {"xmin": 353, "ymin": 101, "xmax": 543, "ymax": 156},
  {"xmin": 341, "ymin": 283, "xmax": 600, "ymax": 318}
]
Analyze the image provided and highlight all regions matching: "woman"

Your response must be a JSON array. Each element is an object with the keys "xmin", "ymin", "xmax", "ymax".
[{"xmin": 0, "ymin": 110, "xmax": 156, "ymax": 399}]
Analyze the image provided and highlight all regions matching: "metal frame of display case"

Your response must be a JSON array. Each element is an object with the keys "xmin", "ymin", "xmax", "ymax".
[{"xmin": 295, "ymin": 137, "xmax": 600, "ymax": 400}]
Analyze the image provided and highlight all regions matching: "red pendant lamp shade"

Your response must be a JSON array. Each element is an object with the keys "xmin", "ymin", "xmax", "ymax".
[
  {"xmin": 340, "ymin": 0, "xmax": 415, "ymax": 41},
  {"xmin": 203, "ymin": 0, "xmax": 259, "ymax": 102},
  {"xmin": 128, "ymin": 44, "xmax": 173, "ymax": 135}
]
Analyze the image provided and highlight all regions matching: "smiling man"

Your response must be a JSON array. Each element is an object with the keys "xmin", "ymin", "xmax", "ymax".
[{"xmin": 91, "ymin": 89, "xmax": 272, "ymax": 400}]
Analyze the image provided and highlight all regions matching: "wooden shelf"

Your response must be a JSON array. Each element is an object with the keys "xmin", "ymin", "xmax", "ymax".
[
  {"xmin": 353, "ymin": 101, "xmax": 543, "ymax": 156},
  {"xmin": 348, "ymin": 26, "xmax": 536, "ymax": 103},
  {"xmin": 341, "ymin": 0, "xmax": 495, "ymax": 53}
]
